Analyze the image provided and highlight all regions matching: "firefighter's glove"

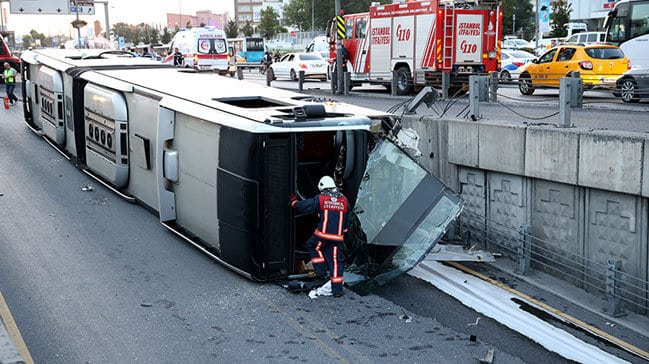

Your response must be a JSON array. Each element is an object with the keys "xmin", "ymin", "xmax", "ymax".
[{"xmin": 289, "ymin": 194, "xmax": 297, "ymax": 206}]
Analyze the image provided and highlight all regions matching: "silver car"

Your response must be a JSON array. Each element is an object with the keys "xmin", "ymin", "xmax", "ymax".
[{"xmin": 615, "ymin": 66, "xmax": 649, "ymax": 103}]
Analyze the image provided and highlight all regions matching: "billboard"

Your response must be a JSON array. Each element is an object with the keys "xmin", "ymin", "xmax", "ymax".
[
  {"xmin": 10, "ymin": 0, "xmax": 70, "ymax": 14},
  {"xmin": 10, "ymin": 0, "xmax": 95, "ymax": 15}
]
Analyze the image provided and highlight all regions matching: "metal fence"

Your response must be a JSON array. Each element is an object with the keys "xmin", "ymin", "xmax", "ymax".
[
  {"xmin": 271, "ymin": 31, "xmax": 323, "ymax": 51},
  {"xmin": 455, "ymin": 208, "xmax": 649, "ymax": 316}
]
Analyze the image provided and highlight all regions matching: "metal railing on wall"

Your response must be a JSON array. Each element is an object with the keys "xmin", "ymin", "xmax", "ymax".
[{"xmin": 456, "ymin": 208, "xmax": 649, "ymax": 317}]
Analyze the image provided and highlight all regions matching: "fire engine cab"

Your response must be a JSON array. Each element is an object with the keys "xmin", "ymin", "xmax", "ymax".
[{"xmin": 330, "ymin": 0, "xmax": 502, "ymax": 95}]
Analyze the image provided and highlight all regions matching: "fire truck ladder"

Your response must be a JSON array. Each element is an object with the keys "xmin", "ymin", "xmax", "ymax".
[{"xmin": 441, "ymin": 5, "xmax": 455, "ymax": 70}]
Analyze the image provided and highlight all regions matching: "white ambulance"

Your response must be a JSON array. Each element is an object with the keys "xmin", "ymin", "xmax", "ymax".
[{"xmin": 165, "ymin": 26, "xmax": 232, "ymax": 74}]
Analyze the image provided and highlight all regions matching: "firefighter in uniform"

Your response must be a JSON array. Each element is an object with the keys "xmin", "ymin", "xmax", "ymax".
[{"xmin": 290, "ymin": 176, "xmax": 350, "ymax": 297}]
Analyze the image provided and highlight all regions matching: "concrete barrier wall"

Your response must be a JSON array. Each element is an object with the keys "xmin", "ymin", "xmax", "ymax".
[{"xmin": 400, "ymin": 116, "xmax": 649, "ymax": 314}]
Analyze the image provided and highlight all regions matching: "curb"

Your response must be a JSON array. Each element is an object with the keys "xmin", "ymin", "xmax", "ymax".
[{"xmin": 0, "ymin": 318, "xmax": 23, "ymax": 364}]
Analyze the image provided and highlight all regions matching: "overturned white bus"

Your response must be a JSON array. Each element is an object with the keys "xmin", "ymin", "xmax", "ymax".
[{"xmin": 20, "ymin": 48, "xmax": 462, "ymax": 290}]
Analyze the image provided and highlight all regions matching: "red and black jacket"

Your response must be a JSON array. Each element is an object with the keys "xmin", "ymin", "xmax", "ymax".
[{"xmin": 292, "ymin": 189, "xmax": 351, "ymax": 241}]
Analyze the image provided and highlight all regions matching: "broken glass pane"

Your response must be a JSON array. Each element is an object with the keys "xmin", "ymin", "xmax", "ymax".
[{"xmin": 345, "ymin": 139, "xmax": 463, "ymax": 291}]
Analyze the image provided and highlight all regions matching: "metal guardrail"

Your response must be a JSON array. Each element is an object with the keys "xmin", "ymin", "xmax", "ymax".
[{"xmin": 457, "ymin": 209, "xmax": 649, "ymax": 317}]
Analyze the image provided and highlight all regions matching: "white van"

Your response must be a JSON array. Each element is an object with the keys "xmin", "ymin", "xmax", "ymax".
[
  {"xmin": 165, "ymin": 26, "xmax": 232, "ymax": 73},
  {"xmin": 565, "ymin": 22, "xmax": 588, "ymax": 37},
  {"xmin": 565, "ymin": 32, "xmax": 607, "ymax": 46}
]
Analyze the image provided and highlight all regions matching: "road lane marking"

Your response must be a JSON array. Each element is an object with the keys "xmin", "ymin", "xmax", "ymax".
[
  {"xmin": 447, "ymin": 261, "xmax": 649, "ymax": 362},
  {"xmin": 0, "ymin": 290, "xmax": 35, "ymax": 364}
]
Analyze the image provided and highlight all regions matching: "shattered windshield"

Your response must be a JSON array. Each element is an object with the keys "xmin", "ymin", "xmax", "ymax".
[{"xmin": 345, "ymin": 139, "xmax": 462, "ymax": 291}]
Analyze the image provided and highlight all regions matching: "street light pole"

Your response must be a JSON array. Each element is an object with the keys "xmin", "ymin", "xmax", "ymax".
[
  {"xmin": 74, "ymin": 0, "xmax": 82, "ymax": 48},
  {"xmin": 534, "ymin": 0, "xmax": 539, "ymax": 50},
  {"xmin": 0, "ymin": 0, "xmax": 5, "ymax": 32},
  {"xmin": 311, "ymin": 0, "xmax": 314, "ymax": 31},
  {"xmin": 512, "ymin": 14, "xmax": 516, "ymax": 36},
  {"xmin": 335, "ymin": 0, "xmax": 342, "ymax": 94}
]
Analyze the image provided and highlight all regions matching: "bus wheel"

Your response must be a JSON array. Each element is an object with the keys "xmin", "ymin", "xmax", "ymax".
[{"xmin": 396, "ymin": 67, "xmax": 413, "ymax": 95}]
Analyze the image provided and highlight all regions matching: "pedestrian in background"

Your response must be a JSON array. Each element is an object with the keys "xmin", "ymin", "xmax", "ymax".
[
  {"xmin": 290, "ymin": 176, "xmax": 350, "ymax": 298},
  {"xmin": 2, "ymin": 62, "xmax": 18, "ymax": 106},
  {"xmin": 173, "ymin": 47, "xmax": 184, "ymax": 67}
]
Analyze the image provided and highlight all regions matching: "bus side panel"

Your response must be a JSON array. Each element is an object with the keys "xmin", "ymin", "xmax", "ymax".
[
  {"xmin": 84, "ymin": 84, "xmax": 130, "ymax": 188},
  {"xmin": 123, "ymin": 93, "xmax": 160, "ymax": 211},
  {"xmin": 28, "ymin": 64, "xmax": 43, "ymax": 130},
  {"xmin": 38, "ymin": 66, "xmax": 65, "ymax": 145},
  {"xmin": 217, "ymin": 126, "xmax": 259, "ymax": 275},
  {"xmin": 173, "ymin": 112, "xmax": 220, "ymax": 252}
]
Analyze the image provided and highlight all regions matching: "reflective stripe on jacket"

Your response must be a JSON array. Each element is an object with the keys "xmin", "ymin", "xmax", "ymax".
[
  {"xmin": 3, "ymin": 68, "xmax": 16, "ymax": 84},
  {"xmin": 293, "ymin": 189, "xmax": 351, "ymax": 241}
]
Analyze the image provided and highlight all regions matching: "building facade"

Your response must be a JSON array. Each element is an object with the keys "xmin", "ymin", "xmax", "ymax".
[
  {"xmin": 234, "ymin": 0, "xmax": 285, "ymax": 28},
  {"xmin": 569, "ymin": 0, "xmax": 618, "ymax": 31},
  {"xmin": 166, "ymin": 10, "xmax": 230, "ymax": 29}
]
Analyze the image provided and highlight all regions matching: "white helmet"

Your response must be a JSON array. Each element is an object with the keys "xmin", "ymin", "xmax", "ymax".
[{"xmin": 318, "ymin": 176, "xmax": 336, "ymax": 191}]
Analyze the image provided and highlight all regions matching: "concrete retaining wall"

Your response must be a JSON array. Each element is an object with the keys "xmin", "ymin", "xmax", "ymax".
[{"xmin": 401, "ymin": 116, "xmax": 649, "ymax": 314}]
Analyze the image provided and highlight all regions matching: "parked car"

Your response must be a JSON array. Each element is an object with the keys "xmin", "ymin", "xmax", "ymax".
[
  {"xmin": 503, "ymin": 38, "xmax": 534, "ymax": 53},
  {"xmin": 499, "ymin": 49, "xmax": 536, "ymax": 81},
  {"xmin": 268, "ymin": 52, "xmax": 328, "ymax": 81},
  {"xmin": 518, "ymin": 44, "xmax": 630, "ymax": 95},
  {"xmin": 615, "ymin": 66, "xmax": 649, "ymax": 103}
]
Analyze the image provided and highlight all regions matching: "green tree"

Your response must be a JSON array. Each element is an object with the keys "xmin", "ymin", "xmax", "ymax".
[
  {"xmin": 258, "ymin": 7, "xmax": 282, "ymax": 39},
  {"xmin": 241, "ymin": 21, "xmax": 254, "ymax": 37},
  {"xmin": 283, "ymin": 0, "xmax": 390, "ymax": 31},
  {"xmin": 225, "ymin": 19, "xmax": 239, "ymax": 38},
  {"xmin": 22, "ymin": 34, "xmax": 33, "ymax": 49},
  {"xmin": 501, "ymin": 1, "xmax": 534, "ymax": 38},
  {"xmin": 549, "ymin": 0, "xmax": 571, "ymax": 38},
  {"xmin": 160, "ymin": 27, "xmax": 173, "ymax": 44},
  {"xmin": 22, "ymin": 29, "xmax": 51, "ymax": 48},
  {"xmin": 112, "ymin": 22, "xmax": 139, "ymax": 44}
]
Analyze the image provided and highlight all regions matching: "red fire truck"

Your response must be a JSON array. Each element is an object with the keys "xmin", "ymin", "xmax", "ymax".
[{"xmin": 328, "ymin": 0, "xmax": 502, "ymax": 95}]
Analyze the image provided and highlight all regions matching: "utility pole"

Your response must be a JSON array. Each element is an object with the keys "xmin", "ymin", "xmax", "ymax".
[
  {"xmin": 335, "ymin": 0, "xmax": 343, "ymax": 95},
  {"xmin": 512, "ymin": 14, "xmax": 515, "ymax": 36},
  {"xmin": 534, "ymin": 0, "xmax": 539, "ymax": 50},
  {"xmin": 95, "ymin": 1, "xmax": 111, "ymax": 41},
  {"xmin": 0, "ymin": 0, "xmax": 5, "ymax": 32},
  {"xmin": 311, "ymin": 0, "xmax": 314, "ymax": 32},
  {"xmin": 75, "ymin": 0, "xmax": 82, "ymax": 48}
]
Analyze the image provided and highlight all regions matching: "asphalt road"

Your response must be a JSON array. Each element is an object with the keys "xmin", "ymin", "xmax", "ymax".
[
  {"xmin": 241, "ymin": 71, "xmax": 649, "ymax": 132},
  {"xmin": 1, "ymin": 81, "xmax": 645, "ymax": 363},
  {"xmin": 0, "ymin": 93, "xmax": 563, "ymax": 363}
]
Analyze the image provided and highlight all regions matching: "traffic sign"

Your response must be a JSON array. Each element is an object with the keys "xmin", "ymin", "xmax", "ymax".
[
  {"xmin": 10, "ymin": 0, "xmax": 70, "ymax": 14},
  {"xmin": 70, "ymin": 0, "xmax": 95, "ymax": 15},
  {"xmin": 336, "ymin": 15, "xmax": 346, "ymax": 40}
]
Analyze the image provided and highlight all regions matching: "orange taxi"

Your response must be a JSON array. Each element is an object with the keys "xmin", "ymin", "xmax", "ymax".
[{"xmin": 518, "ymin": 44, "xmax": 630, "ymax": 95}]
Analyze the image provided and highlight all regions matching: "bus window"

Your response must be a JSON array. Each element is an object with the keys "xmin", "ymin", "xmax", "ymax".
[{"xmin": 630, "ymin": 3, "xmax": 649, "ymax": 38}]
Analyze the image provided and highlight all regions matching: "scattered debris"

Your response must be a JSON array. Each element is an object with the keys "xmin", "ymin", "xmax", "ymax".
[
  {"xmin": 81, "ymin": 184, "xmax": 94, "ymax": 192},
  {"xmin": 469, "ymin": 334, "xmax": 477, "ymax": 342},
  {"xmin": 308, "ymin": 281, "xmax": 333, "ymax": 299},
  {"xmin": 479, "ymin": 348, "xmax": 495, "ymax": 364},
  {"xmin": 140, "ymin": 303, "xmax": 152, "ymax": 307},
  {"xmin": 467, "ymin": 317, "xmax": 481, "ymax": 327}
]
